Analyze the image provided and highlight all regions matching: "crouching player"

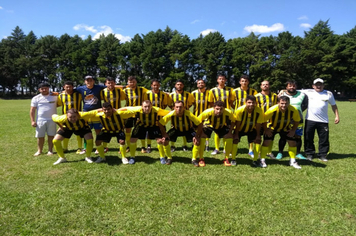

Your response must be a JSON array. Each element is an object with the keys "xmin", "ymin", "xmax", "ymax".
[
  {"xmin": 158, "ymin": 100, "xmax": 202, "ymax": 165},
  {"xmin": 52, "ymin": 108, "xmax": 94, "ymax": 165},
  {"xmin": 198, "ymin": 101, "xmax": 235, "ymax": 166},
  {"xmin": 232, "ymin": 95, "xmax": 264, "ymax": 166}
]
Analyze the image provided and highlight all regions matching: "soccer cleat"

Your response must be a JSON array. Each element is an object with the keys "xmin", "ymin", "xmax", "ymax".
[
  {"xmin": 95, "ymin": 149, "xmax": 99, "ymax": 155},
  {"xmin": 267, "ymin": 153, "xmax": 275, "ymax": 159},
  {"xmin": 166, "ymin": 159, "xmax": 173, "ymax": 165},
  {"xmin": 290, "ymin": 161, "xmax": 302, "ymax": 169},
  {"xmin": 296, "ymin": 153, "xmax": 307, "ymax": 160},
  {"xmin": 211, "ymin": 149, "xmax": 219, "ymax": 155},
  {"xmin": 104, "ymin": 147, "xmax": 109, "ymax": 153},
  {"xmin": 76, "ymin": 148, "xmax": 84, "ymax": 154},
  {"xmin": 85, "ymin": 157, "xmax": 94, "ymax": 163},
  {"xmin": 122, "ymin": 158, "xmax": 129, "ymax": 165},
  {"xmin": 53, "ymin": 157, "xmax": 67, "ymax": 165},
  {"xmin": 141, "ymin": 147, "xmax": 147, "ymax": 153},
  {"xmin": 126, "ymin": 147, "xmax": 130, "ymax": 153},
  {"xmin": 160, "ymin": 157, "xmax": 166, "ymax": 164},
  {"xmin": 63, "ymin": 149, "xmax": 69, "ymax": 153},
  {"xmin": 319, "ymin": 156, "xmax": 328, "ymax": 162},
  {"xmin": 192, "ymin": 159, "xmax": 199, "ymax": 167},
  {"xmin": 231, "ymin": 160, "xmax": 237, "ymax": 166},
  {"xmin": 47, "ymin": 151, "xmax": 54, "ymax": 156},
  {"xmin": 79, "ymin": 149, "xmax": 86, "ymax": 155},
  {"xmin": 33, "ymin": 151, "xmax": 42, "ymax": 157},
  {"xmin": 224, "ymin": 158, "xmax": 231, "ymax": 166},
  {"xmin": 248, "ymin": 151, "xmax": 254, "ymax": 158},
  {"xmin": 276, "ymin": 153, "xmax": 283, "ymax": 160},
  {"xmin": 170, "ymin": 146, "xmax": 176, "ymax": 152},
  {"xmin": 306, "ymin": 155, "xmax": 313, "ymax": 161},
  {"xmin": 260, "ymin": 159, "xmax": 267, "ymax": 168},
  {"xmin": 128, "ymin": 158, "xmax": 136, "ymax": 164},
  {"xmin": 95, "ymin": 157, "xmax": 106, "ymax": 163},
  {"xmin": 252, "ymin": 160, "xmax": 261, "ymax": 167},
  {"xmin": 199, "ymin": 159, "xmax": 206, "ymax": 167},
  {"xmin": 205, "ymin": 146, "xmax": 210, "ymax": 152},
  {"xmin": 146, "ymin": 146, "xmax": 152, "ymax": 153}
]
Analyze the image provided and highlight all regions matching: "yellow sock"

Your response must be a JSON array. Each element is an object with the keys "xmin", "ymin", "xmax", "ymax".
[
  {"xmin": 119, "ymin": 144, "xmax": 127, "ymax": 158},
  {"xmin": 231, "ymin": 143, "xmax": 238, "ymax": 160},
  {"xmin": 258, "ymin": 146, "xmax": 269, "ymax": 161},
  {"xmin": 224, "ymin": 138, "xmax": 233, "ymax": 159},
  {"xmin": 53, "ymin": 139, "xmax": 64, "ymax": 158},
  {"xmin": 199, "ymin": 138, "xmax": 205, "ymax": 158},
  {"xmin": 254, "ymin": 143, "xmax": 261, "ymax": 159},
  {"xmin": 249, "ymin": 142, "xmax": 253, "ymax": 152},
  {"xmin": 147, "ymin": 139, "xmax": 152, "ymax": 146},
  {"xmin": 192, "ymin": 144, "xmax": 199, "ymax": 160},
  {"xmin": 214, "ymin": 135, "xmax": 220, "ymax": 150},
  {"xmin": 288, "ymin": 146, "xmax": 297, "ymax": 159},
  {"xmin": 76, "ymin": 135, "xmax": 83, "ymax": 149},
  {"xmin": 157, "ymin": 144, "xmax": 165, "ymax": 158},
  {"xmin": 96, "ymin": 144, "xmax": 105, "ymax": 158},
  {"xmin": 103, "ymin": 142, "xmax": 107, "ymax": 148},
  {"xmin": 183, "ymin": 137, "xmax": 187, "ymax": 146},
  {"xmin": 130, "ymin": 142, "xmax": 137, "ymax": 158},
  {"xmin": 164, "ymin": 145, "xmax": 172, "ymax": 159},
  {"xmin": 86, "ymin": 139, "xmax": 93, "ymax": 157},
  {"xmin": 63, "ymin": 138, "xmax": 69, "ymax": 150},
  {"xmin": 125, "ymin": 132, "xmax": 131, "ymax": 145},
  {"xmin": 140, "ymin": 139, "xmax": 146, "ymax": 147}
]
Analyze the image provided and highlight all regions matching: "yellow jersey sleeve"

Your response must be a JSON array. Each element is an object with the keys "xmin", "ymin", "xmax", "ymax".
[
  {"xmin": 187, "ymin": 111, "xmax": 201, "ymax": 126},
  {"xmin": 159, "ymin": 110, "xmax": 175, "ymax": 126},
  {"xmin": 52, "ymin": 114, "xmax": 67, "ymax": 123}
]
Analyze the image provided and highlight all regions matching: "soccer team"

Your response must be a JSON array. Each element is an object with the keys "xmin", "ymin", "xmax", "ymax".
[{"xmin": 30, "ymin": 74, "xmax": 340, "ymax": 168}]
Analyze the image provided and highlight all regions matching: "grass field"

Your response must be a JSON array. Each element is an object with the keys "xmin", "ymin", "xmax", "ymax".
[{"xmin": 0, "ymin": 99, "xmax": 356, "ymax": 235}]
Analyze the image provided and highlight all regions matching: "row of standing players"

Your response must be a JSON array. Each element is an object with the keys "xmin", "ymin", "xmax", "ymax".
[{"xmin": 30, "ymin": 74, "xmax": 340, "ymax": 168}]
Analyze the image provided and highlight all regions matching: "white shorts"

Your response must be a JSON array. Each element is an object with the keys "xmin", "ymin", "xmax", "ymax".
[{"xmin": 35, "ymin": 120, "xmax": 57, "ymax": 138}]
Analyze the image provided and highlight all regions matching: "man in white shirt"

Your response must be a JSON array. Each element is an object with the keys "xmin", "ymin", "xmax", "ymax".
[
  {"xmin": 30, "ymin": 82, "xmax": 58, "ymax": 156},
  {"xmin": 302, "ymin": 78, "xmax": 340, "ymax": 161}
]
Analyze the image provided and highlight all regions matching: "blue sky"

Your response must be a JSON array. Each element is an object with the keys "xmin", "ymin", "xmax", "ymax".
[{"xmin": 1, "ymin": 0, "xmax": 355, "ymax": 42}]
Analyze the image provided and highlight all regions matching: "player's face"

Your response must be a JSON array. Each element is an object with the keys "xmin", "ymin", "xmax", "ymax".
[
  {"xmin": 38, "ymin": 87, "xmax": 50, "ymax": 95},
  {"xmin": 85, "ymin": 78, "xmax": 95, "ymax": 89},
  {"xmin": 197, "ymin": 80, "xmax": 205, "ymax": 89},
  {"xmin": 127, "ymin": 79, "xmax": 137, "ymax": 89},
  {"xmin": 217, "ymin": 76, "xmax": 226, "ymax": 87},
  {"xmin": 175, "ymin": 82, "xmax": 184, "ymax": 92},
  {"xmin": 312, "ymin": 82, "xmax": 324, "ymax": 92},
  {"xmin": 261, "ymin": 81, "xmax": 269, "ymax": 91},
  {"xmin": 151, "ymin": 81, "xmax": 160, "ymax": 92},
  {"xmin": 142, "ymin": 102, "xmax": 152, "ymax": 114},
  {"xmin": 103, "ymin": 106, "xmax": 113, "ymax": 117},
  {"xmin": 239, "ymin": 78, "xmax": 249, "ymax": 88},
  {"xmin": 286, "ymin": 83, "xmax": 297, "ymax": 94},
  {"xmin": 106, "ymin": 80, "xmax": 115, "ymax": 91},
  {"xmin": 174, "ymin": 103, "xmax": 184, "ymax": 116},
  {"xmin": 245, "ymin": 99, "xmax": 255, "ymax": 111},
  {"xmin": 67, "ymin": 112, "xmax": 79, "ymax": 123},
  {"xmin": 63, "ymin": 84, "xmax": 74, "ymax": 94},
  {"xmin": 278, "ymin": 99, "xmax": 289, "ymax": 112},
  {"xmin": 214, "ymin": 106, "xmax": 224, "ymax": 117}
]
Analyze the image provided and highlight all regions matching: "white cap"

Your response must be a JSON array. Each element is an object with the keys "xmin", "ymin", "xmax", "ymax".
[{"xmin": 313, "ymin": 78, "xmax": 324, "ymax": 84}]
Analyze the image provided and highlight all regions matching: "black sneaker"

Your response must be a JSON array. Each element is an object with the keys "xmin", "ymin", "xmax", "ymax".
[
  {"xmin": 171, "ymin": 146, "xmax": 176, "ymax": 152},
  {"xmin": 166, "ymin": 159, "xmax": 173, "ymax": 165},
  {"xmin": 192, "ymin": 159, "xmax": 199, "ymax": 167},
  {"xmin": 306, "ymin": 155, "xmax": 313, "ymax": 161},
  {"xmin": 252, "ymin": 160, "xmax": 261, "ymax": 167},
  {"xmin": 182, "ymin": 146, "xmax": 188, "ymax": 151}
]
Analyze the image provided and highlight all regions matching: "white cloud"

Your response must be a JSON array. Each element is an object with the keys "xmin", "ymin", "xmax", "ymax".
[
  {"xmin": 298, "ymin": 15, "xmax": 308, "ymax": 20},
  {"xmin": 191, "ymin": 19, "xmax": 200, "ymax": 24},
  {"xmin": 80, "ymin": 35, "xmax": 86, "ymax": 39},
  {"xmin": 244, "ymin": 23, "xmax": 285, "ymax": 33},
  {"xmin": 0, "ymin": 6, "xmax": 3, "ymax": 10},
  {"xmin": 300, "ymin": 23, "xmax": 311, "ymax": 28},
  {"xmin": 200, "ymin": 29, "xmax": 217, "ymax": 36},
  {"xmin": 73, "ymin": 24, "xmax": 131, "ymax": 43}
]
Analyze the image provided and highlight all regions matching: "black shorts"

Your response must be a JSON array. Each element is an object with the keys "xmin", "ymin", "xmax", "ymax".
[
  {"xmin": 263, "ymin": 130, "xmax": 296, "ymax": 141},
  {"xmin": 125, "ymin": 117, "xmax": 137, "ymax": 128},
  {"xmin": 131, "ymin": 125, "xmax": 162, "ymax": 140},
  {"xmin": 96, "ymin": 131, "xmax": 126, "ymax": 143},
  {"xmin": 167, "ymin": 128, "xmax": 196, "ymax": 143},
  {"xmin": 203, "ymin": 126, "xmax": 230, "ymax": 138},
  {"xmin": 237, "ymin": 130, "xmax": 257, "ymax": 143},
  {"xmin": 57, "ymin": 127, "xmax": 92, "ymax": 139}
]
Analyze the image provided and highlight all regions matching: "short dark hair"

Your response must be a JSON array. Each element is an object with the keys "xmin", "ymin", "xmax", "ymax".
[
  {"xmin": 196, "ymin": 79, "xmax": 205, "ymax": 83},
  {"xmin": 245, "ymin": 95, "xmax": 256, "ymax": 102},
  {"xmin": 102, "ymin": 102, "xmax": 113, "ymax": 109},
  {"xmin": 127, "ymin": 76, "xmax": 136, "ymax": 81},
  {"xmin": 286, "ymin": 80, "xmax": 297, "ymax": 86},
  {"xmin": 278, "ymin": 96, "xmax": 290, "ymax": 103},
  {"xmin": 240, "ymin": 75, "xmax": 249, "ymax": 81},
  {"xmin": 214, "ymin": 101, "xmax": 225, "ymax": 108},
  {"xmin": 38, "ymin": 82, "xmax": 50, "ymax": 88},
  {"xmin": 217, "ymin": 73, "xmax": 226, "ymax": 79},
  {"xmin": 106, "ymin": 77, "xmax": 115, "ymax": 82},
  {"xmin": 151, "ymin": 79, "xmax": 160, "ymax": 85},
  {"xmin": 175, "ymin": 79, "xmax": 184, "ymax": 85},
  {"xmin": 67, "ymin": 108, "xmax": 79, "ymax": 115},
  {"xmin": 64, "ymin": 81, "xmax": 74, "ymax": 86}
]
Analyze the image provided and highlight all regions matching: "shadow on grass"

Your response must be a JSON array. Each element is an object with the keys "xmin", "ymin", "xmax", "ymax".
[
  {"xmin": 267, "ymin": 159, "xmax": 327, "ymax": 168},
  {"xmin": 327, "ymin": 153, "xmax": 356, "ymax": 160}
]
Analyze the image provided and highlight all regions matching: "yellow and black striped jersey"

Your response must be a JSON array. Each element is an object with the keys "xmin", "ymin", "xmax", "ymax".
[
  {"xmin": 264, "ymin": 105, "xmax": 301, "ymax": 132},
  {"xmin": 208, "ymin": 87, "xmax": 234, "ymax": 110},
  {"xmin": 234, "ymin": 105, "xmax": 264, "ymax": 133},
  {"xmin": 198, "ymin": 108, "xmax": 236, "ymax": 129},
  {"xmin": 232, "ymin": 87, "xmax": 258, "ymax": 110},
  {"xmin": 52, "ymin": 112, "xmax": 89, "ymax": 131},
  {"xmin": 159, "ymin": 110, "xmax": 200, "ymax": 132},
  {"xmin": 128, "ymin": 106, "xmax": 170, "ymax": 127},
  {"xmin": 170, "ymin": 91, "xmax": 194, "ymax": 109},
  {"xmin": 144, "ymin": 90, "xmax": 171, "ymax": 109},
  {"xmin": 124, "ymin": 86, "xmax": 148, "ymax": 106},
  {"xmin": 57, "ymin": 92, "xmax": 83, "ymax": 114},
  {"xmin": 255, "ymin": 92, "xmax": 278, "ymax": 113},
  {"xmin": 100, "ymin": 88, "xmax": 126, "ymax": 109},
  {"xmin": 191, "ymin": 89, "xmax": 211, "ymax": 116}
]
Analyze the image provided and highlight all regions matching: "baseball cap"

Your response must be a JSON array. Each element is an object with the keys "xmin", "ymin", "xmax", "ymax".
[
  {"xmin": 313, "ymin": 78, "xmax": 324, "ymax": 84},
  {"xmin": 85, "ymin": 75, "xmax": 94, "ymax": 80}
]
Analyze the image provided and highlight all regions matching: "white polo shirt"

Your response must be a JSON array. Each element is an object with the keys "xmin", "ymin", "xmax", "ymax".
[
  {"xmin": 31, "ymin": 93, "xmax": 57, "ymax": 121},
  {"xmin": 302, "ymin": 89, "xmax": 336, "ymax": 123}
]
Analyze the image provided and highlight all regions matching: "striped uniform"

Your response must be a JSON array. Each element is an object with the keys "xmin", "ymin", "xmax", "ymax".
[
  {"xmin": 198, "ymin": 108, "xmax": 236, "ymax": 129},
  {"xmin": 145, "ymin": 90, "xmax": 171, "ymax": 109},
  {"xmin": 124, "ymin": 86, "xmax": 148, "ymax": 107},
  {"xmin": 52, "ymin": 112, "xmax": 90, "ymax": 131},
  {"xmin": 208, "ymin": 87, "xmax": 234, "ymax": 110},
  {"xmin": 100, "ymin": 88, "xmax": 126, "ymax": 109},
  {"xmin": 57, "ymin": 92, "xmax": 83, "ymax": 114},
  {"xmin": 255, "ymin": 92, "xmax": 278, "ymax": 113},
  {"xmin": 234, "ymin": 105, "xmax": 264, "ymax": 133},
  {"xmin": 160, "ymin": 110, "xmax": 200, "ymax": 132},
  {"xmin": 264, "ymin": 105, "xmax": 301, "ymax": 132},
  {"xmin": 191, "ymin": 89, "xmax": 211, "ymax": 116},
  {"xmin": 232, "ymin": 87, "xmax": 257, "ymax": 110},
  {"xmin": 129, "ymin": 106, "xmax": 170, "ymax": 128},
  {"xmin": 170, "ymin": 91, "xmax": 194, "ymax": 109}
]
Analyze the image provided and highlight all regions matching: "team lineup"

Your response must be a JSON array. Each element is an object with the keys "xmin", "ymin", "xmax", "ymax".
[{"xmin": 30, "ymin": 74, "xmax": 340, "ymax": 168}]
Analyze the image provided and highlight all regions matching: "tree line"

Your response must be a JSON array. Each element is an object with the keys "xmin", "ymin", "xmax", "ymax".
[{"xmin": 0, "ymin": 20, "xmax": 355, "ymax": 98}]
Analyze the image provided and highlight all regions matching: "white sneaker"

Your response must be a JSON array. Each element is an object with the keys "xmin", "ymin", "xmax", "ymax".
[
  {"xmin": 95, "ymin": 157, "xmax": 105, "ymax": 163},
  {"xmin": 79, "ymin": 149, "xmax": 86, "ymax": 155},
  {"xmin": 53, "ymin": 157, "xmax": 67, "ymax": 165},
  {"xmin": 211, "ymin": 149, "xmax": 219, "ymax": 155},
  {"xmin": 85, "ymin": 157, "xmax": 94, "ymax": 163},
  {"xmin": 290, "ymin": 161, "xmax": 302, "ymax": 169},
  {"xmin": 47, "ymin": 151, "xmax": 54, "ymax": 156},
  {"xmin": 95, "ymin": 149, "xmax": 99, "ymax": 155},
  {"xmin": 260, "ymin": 159, "xmax": 267, "ymax": 168},
  {"xmin": 122, "ymin": 158, "xmax": 129, "ymax": 164}
]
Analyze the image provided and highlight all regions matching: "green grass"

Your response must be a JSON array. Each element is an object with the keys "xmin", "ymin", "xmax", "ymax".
[{"xmin": 1, "ymin": 100, "xmax": 356, "ymax": 235}]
